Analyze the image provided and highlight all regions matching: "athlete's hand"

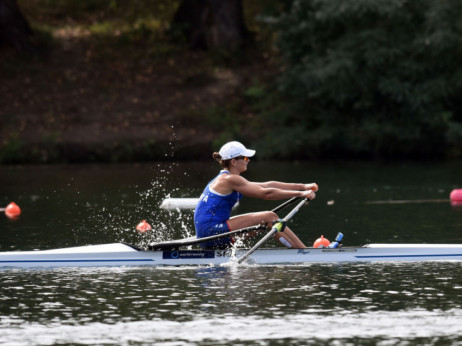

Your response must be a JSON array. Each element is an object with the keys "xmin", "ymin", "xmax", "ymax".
[
  {"xmin": 305, "ymin": 183, "xmax": 318, "ymax": 192},
  {"xmin": 301, "ymin": 190, "xmax": 316, "ymax": 200}
]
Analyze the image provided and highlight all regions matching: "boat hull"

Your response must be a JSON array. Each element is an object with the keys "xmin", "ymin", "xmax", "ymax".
[{"xmin": 1, "ymin": 243, "xmax": 462, "ymax": 268}]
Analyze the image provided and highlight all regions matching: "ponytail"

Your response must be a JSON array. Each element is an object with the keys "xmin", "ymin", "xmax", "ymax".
[
  {"xmin": 212, "ymin": 152, "xmax": 222, "ymax": 161},
  {"xmin": 212, "ymin": 152, "xmax": 230, "ymax": 169}
]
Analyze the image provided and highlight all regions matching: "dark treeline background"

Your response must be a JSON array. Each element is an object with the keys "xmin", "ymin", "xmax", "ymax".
[{"xmin": 1, "ymin": 0, "xmax": 462, "ymax": 163}]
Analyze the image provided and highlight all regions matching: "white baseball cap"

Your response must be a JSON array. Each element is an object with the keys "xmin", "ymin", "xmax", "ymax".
[{"xmin": 219, "ymin": 141, "xmax": 256, "ymax": 160}]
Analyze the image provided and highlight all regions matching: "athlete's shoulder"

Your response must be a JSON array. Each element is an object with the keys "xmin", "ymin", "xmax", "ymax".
[{"xmin": 222, "ymin": 173, "xmax": 250, "ymax": 187}]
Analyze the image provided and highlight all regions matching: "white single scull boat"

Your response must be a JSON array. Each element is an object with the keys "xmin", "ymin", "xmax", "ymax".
[
  {"xmin": 1, "ymin": 242, "xmax": 462, "ymax": 268},
  {"xmin": 3, "ymin": 198, "xmax": 460, "ymax": 268}
]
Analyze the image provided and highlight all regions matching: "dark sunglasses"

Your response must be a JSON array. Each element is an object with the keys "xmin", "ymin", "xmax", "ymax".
[{"xmin": 235, "ymin": 156, "xmax": 249, "ymax": 162}]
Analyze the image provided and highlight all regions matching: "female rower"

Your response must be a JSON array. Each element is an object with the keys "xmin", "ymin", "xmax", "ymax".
[{"xmin": 194, "ymin": 141, "xmax": 317, "ymax": 249}]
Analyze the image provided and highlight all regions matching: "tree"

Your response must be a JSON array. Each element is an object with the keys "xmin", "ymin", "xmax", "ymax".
[
  {"xmin": 262, "ymin": 0, "xmax": 462, "ymax": 159},
  {"xmin": 0, "ymin": 0, "xmax": 34, "ymax": 54},
  {"xmin": 172, "ymin": 0, "xmax": 250, "ymax": 50}
]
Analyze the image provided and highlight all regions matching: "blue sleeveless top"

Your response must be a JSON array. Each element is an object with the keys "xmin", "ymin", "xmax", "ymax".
[{"xmin": 194, "ymin": 170, "xmax": 242, "ymax": 239}]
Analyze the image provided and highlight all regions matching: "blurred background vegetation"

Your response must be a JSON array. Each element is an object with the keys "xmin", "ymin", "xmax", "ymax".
[{"xmin": 1, "ymin": 0, "xmax": 462, "ymax": 163}]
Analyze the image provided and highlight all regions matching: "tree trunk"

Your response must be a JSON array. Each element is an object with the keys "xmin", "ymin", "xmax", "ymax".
[
  {"xmin": 173, "ymin": 0, "xmax": 250, "ymax": 51},
  {"xmin": 0, "ymin": 0, "xmax": 34, "ymax": 54}
]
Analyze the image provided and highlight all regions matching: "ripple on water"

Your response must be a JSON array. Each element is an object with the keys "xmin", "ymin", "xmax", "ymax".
[
  {"xmin": 1, "ymin": 310, "xmax": 462, "ymax": 345},
  {"xmin": 1, "ymin": 263, "xmax": 462, "ymax": 344}
]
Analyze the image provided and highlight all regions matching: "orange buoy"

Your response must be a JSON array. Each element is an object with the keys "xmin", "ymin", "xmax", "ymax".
[
  {"xmin": 313, "ymin": 235, "xmax": 330, "ymax": 248},
  {"xmin": 5, "ymin": 202, "xmax": 21, "ymax": 219},
  {"xmin": 450, "ymin": 189, "xmax": 462, "ymax": 206},
  {"xmin": 136, "ymin": 220, "xmax": 152, "ymax": 233}
]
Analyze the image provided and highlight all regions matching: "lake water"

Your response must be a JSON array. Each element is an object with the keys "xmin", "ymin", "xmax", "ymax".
[{"xmin": 1, "ymin": 161, "xmax": 462, "ymax": 345}]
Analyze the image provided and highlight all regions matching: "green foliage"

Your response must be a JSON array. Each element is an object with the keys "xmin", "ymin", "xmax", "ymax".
[
  {"xmin": 0, "ymin": 134, "xmax": 25, "ymax": 164},
  {"xmin": 10, "ymin": 0, "xmax": 462, "ymax": 162},
  {"xmin": 245, "ymin": 79, "xmax": 267, "ymax": 100},
  {"xmin": 266, "ymin": 0, "xmax": 462, "ymax": 158},
  {"xmin": 203, "ymin": 106, "xmax": 247, "ymax": 149}
]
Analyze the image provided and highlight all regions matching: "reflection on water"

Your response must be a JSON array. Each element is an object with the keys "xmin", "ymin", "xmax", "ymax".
[
  {"xmin": 1, "ymin": 162, "xmax": 462, "ymax": 344},
  {"xmin": 1, "ymin": 263, "xmax": 462, "ymax": 345},
  {"xmin": 1, "ymin": 310, "xmax": 462, "ymax": 345}
]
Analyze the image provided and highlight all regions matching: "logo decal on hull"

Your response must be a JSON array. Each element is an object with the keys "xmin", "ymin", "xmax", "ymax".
[{"xmin": 163, "ymin": 250, "xmax": 215, "ymax": 260}]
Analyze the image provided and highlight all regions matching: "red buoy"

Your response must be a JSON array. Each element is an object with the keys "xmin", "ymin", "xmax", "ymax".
[
  {"xmin": 313, "ymin": 235, "xmax": 330, "ymax": 248},
  {"xmin": 136, "ymin": 220, "xmax": 152, "ymax": 233},
  {"xmin": 450, "ymin": 189, "xmax": 462, "ymax": 207},
  {"xmin": 5, "ymin": 202, "xmax": 21, "ymax": 219}
]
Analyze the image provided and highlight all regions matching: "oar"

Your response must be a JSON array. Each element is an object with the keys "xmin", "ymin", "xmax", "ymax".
[
  {"xmin": 150, "ymin": 197, "xmax": 303, "ymax": 250},
  {"xmin": 161, "ymin": 197, "xmax": 301, "ymax": 244},
  {"xmin": 237, "ymin": 198, "xmax": 309, "ymax": 264},
  {"xmin": 160, "ymin": 196, "xmax": 299, "ymax": 211},
  {"xmin": 271, "ymin": 196, "xmax": 301, "ymax": 213},
  {"xmin": 150, "ymin": 224, "xmax": 268, "ymax": 250},
  {"xmin": 160, "ymin": 198, "xmax": 241, "ymax": 210},
  {"xmin": 192, "ymin": 198, "xmax": 302, "ymax": 239},
  {"xmin": 186, "ymin": 197, "xmax": 300, "ymax": 241}
]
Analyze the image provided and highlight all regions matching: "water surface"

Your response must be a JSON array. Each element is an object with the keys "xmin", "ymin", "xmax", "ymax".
[{"xmin": 1, "ymin": 161, "xmax": 462, "ymax": 345}]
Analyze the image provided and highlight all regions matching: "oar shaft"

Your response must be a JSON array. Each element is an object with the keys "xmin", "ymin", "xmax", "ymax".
[
  {"xmin": 237, "ymin": 198, "xmax": 308, "ymax": 264},
  {"xmin": 194, "ymin": 197, "xmax": 300, "ymax": 244},
  {"xmin": 149, "ymin": 224, "xmax": 267, "ymax": 250},
  {"xmin": 236, "ymin": 224, "xmax": 280, "ymax": 264},
  {"xmin": 202, "ymin": 224, "xmax": 266, "ymax": 242},
  {"xmin": 283, "ymin": 198, "xmax": 307, "ymax": 220},
  {"xmin": 190, "ymin": 198, "xmax": 302, "ymax": 250},
  {"xmin": 271, "ymin": 197, "xmax": 300, "ymax": 213},
  {"xmin": 154, "ymin": 197, "xmax": 303, "ymax": 251}
]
